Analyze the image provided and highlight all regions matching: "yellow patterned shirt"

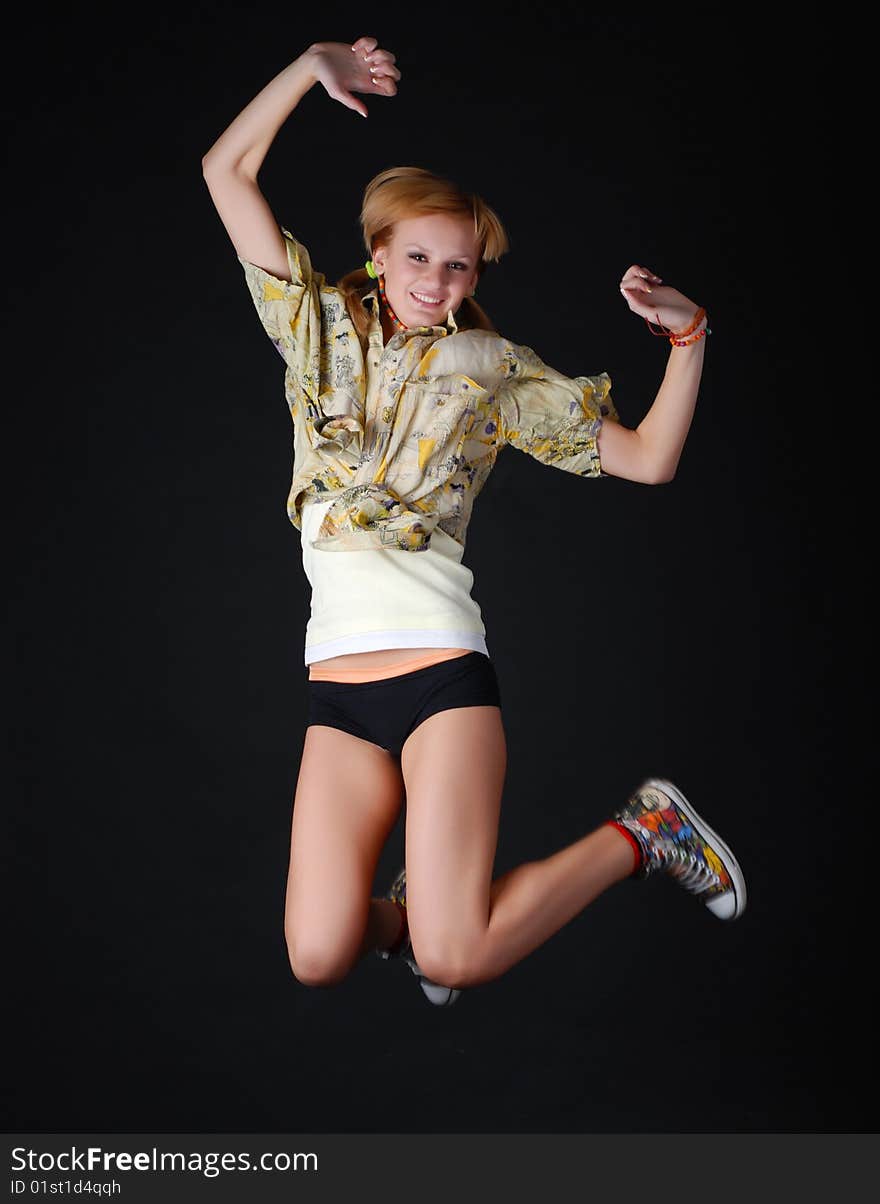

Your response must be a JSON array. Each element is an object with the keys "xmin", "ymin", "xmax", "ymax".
[{"xmin": 237, "ymin": 228, "xmax": 618, "ymax": 553}]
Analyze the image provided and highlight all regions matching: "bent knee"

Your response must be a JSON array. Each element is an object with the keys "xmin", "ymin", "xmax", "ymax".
[
  {"xmin": 286, "ymin": 935, "xmax": 354, "ymax": 988},
  {"xmin": 411, "ymin": 936, "xmax": 484, "ymax": 989}
]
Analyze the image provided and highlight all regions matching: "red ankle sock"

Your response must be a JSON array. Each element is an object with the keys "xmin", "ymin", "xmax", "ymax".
[{"xmin": 605, "ymin": 820, "xmax": 644, "ymax": 875}]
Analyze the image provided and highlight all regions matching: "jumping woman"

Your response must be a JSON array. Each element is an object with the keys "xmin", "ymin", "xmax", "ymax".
[{"xmin": 202, "ymin": 34, "xmax": 746, "ymax": 1008}]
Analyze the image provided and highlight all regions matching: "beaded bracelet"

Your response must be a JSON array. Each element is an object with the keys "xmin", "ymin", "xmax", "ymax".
[
  {"xmin": 670, "ymin": 324, "xmax": 710, "ymax": 348},
  {"xmin": 645, "ymin": 306, "xmax": 704, "ymax": 338},
  {"xmin": 673, "ymin": 307, "xmax": 705, "ymax": 340},
  {"xmin": 644, "ymin": 306, "xmax": 711, "ymax": 347}
]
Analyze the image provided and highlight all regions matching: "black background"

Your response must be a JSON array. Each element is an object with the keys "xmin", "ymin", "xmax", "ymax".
[{"xmin": 5, "ymin": 2, "xmax": 872, "ymax": 1134}]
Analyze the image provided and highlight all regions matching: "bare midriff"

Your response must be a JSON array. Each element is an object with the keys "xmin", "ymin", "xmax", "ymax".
[{"xmin": 308, "ymin": 646, "xmax": 474, "ymax": 683}]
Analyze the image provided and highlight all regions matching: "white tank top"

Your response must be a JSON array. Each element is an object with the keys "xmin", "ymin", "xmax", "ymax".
[{"xmin": 300, "ymin": 495, "xmax": 489, "ymax": 666}]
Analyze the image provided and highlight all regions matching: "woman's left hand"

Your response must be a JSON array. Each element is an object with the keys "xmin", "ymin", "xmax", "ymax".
[{"xmin": 619, "ymin": 264, "xmax": 700, "ymax": 335}]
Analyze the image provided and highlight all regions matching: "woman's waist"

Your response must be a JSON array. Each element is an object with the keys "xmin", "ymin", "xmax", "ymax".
[{"xmin": 308, "ymin": 646, "xmax": 473, "ymax": 679}]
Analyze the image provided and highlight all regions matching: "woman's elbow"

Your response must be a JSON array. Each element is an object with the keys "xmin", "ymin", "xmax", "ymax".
[
  {"xmin": 621, "ymin": 453, "xmax": 676, "ymax": 485},
  {"xmin": 641, "ymin": 446, "xmax": 680, "ymax": 484},
  {"xmin": 645, "ymin": 463, "xmax": 677, "ymax": 485},
  {"xmin": 597, "ymin": 426, "xmax": 679, "ymax": 484}
]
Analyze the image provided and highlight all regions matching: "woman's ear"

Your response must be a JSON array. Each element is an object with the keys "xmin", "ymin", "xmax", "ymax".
[{"xmin": 371, "ymin": 244, "xmax": 387, "ymax": 275}]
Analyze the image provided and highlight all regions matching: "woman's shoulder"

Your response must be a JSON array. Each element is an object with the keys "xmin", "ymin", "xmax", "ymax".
[
  {"xmin": 451, "ymin": 328, "xmax": 547, "ymax": 384},
  {"xmin": 432, "ymin": 327, "xmax": 514, "ymax": 391},
  {"xmin": 276, "ymin": 227, "xmax": 351, "ymax": 305}
]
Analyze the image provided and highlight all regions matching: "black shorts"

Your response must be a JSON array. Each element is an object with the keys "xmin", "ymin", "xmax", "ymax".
[{"xmin": 306, "ymin": 651, "xmax": 502, "ymax": 757}]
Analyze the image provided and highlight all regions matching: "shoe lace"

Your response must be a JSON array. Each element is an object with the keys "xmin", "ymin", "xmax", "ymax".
[{"xmin": 651, "ymin": 841, "xmax": 722, "ymax": 894}]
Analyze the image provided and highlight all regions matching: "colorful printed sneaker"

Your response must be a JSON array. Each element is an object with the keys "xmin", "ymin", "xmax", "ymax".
[
  {"xmin": 376, "ymin": 867, "xmax": 462, "ymax": 1007},
  {"xmin": 609, "ymin": 778, "xmax": 747, "ymax": 920}
]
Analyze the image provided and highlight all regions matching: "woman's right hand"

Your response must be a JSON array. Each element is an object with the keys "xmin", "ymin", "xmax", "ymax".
[{"xmin": 308, "ymin": 37, "xmax": 400, "ymax": 118}]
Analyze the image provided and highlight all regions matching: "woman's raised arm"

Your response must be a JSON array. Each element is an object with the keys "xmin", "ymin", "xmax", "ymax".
[
  {"xmin": 597, "ymin": 264, "xmax": 709, "ymax": 484},
  {"xmin": 201, "ymin": 37, "xmax": 400, "ymax": 278}
]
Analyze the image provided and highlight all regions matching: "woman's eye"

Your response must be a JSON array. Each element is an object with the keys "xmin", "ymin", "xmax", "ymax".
[{"xmin": 408, "ymin": 253, "xmax": 466, "ymax": 271}]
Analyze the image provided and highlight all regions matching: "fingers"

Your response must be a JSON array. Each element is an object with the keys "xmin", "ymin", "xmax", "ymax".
[
  {"xmin": 334, "ymin": 88, "xmax": 369, "ymax": 119},
  {"xmin": 351, "ymin": 36, "xmax": 379, "ymax": 56},
  {"xmin": 620, "ymin": 265, "xmax": 663, "ymax": 294},
  {"xmin": 370, "ymin": 74, "xmax": 398, "ymax": 95},
  {"xmin": 350, "ymin": 37, "xmax": 400, "ymax": 94},
  {"xmin": 622, "ymin": 264, "xmax": 661, "ymax": 282},
  {"xmin": 368, "ymin": 54, "xmax": 401, "ymax": 81},
  {"xmin": 350, "ymin": 36, "xmax": 399, "ymax": 72}
]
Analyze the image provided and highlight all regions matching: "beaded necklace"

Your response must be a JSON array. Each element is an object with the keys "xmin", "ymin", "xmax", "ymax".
[{"xmin": 376, "ymin": 273, "xmax": 408, "ymax": 331}]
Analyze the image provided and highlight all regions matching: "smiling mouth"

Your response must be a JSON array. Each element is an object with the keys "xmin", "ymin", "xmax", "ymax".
[{"xmin": 410, "ymin": 291, "xmax": 445, "ymax": 307}]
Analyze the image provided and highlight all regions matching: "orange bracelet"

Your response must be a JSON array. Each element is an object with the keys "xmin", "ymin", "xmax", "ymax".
[
  {"xmin": 645, "ymin": 306, "xmax": 705, "ymax": 339},
  {"xmin": 672, "ymin": 307, "xmax": 706, "ymax": 339},
  {"xmin": 670, "ymin": 324, "xmax": 711, "ymax": 348}
]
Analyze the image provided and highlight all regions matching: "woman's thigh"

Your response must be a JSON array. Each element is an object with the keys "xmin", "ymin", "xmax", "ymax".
[
  {"xmin": 400, "ymin": 705, "xmax": 507, "ymax": 983},
  {"xmin": 285, "ymin": 724, "xmax": 405, "ymax": 984}
]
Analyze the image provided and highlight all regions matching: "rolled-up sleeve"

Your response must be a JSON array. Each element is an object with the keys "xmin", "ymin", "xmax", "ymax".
[
  {"xmin": 236, "ymin": 227, "xmax": 323, "ymax": 400},
  {"xmin": 496, "ymin": 341, "xmax": 618, "ymax": 477}
]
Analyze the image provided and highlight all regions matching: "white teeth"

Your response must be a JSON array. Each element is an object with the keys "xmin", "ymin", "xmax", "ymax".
[{"xmin": 411, "ymin": 291, "xmax": 443, "ymax": 304}]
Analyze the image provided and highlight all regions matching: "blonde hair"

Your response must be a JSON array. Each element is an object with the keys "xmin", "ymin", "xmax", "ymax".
[{"xmin": 335, "ymin": 165, "xmax": 510, "ymax": 348}]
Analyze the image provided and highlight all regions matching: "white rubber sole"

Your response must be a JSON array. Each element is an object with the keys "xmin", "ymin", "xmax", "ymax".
[
  {"xmin": 419, "ymin": 979, "xmax": 462, "ymax": 1008},
  {"xmin": 643, "ymin": 778, "xmax": 747, "ymax": 920},
  {"xmin": 402, "ymin": 954, "xmax": 462, "ymax": 1007}
]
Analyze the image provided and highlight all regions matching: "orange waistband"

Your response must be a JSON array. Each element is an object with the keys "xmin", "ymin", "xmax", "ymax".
[{"xmin": 307, "ymin": 647, "xmax": 474, "ymax": 683}]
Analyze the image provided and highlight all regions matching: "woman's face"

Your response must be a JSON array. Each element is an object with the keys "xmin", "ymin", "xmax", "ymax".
[{"xmin": 371, "ymin": 213, "xmax": 481, "ymax": 328}]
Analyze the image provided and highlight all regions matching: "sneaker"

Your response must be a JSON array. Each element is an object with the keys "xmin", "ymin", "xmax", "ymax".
[
  {"xmin": 611, "ymin": 778, "xmax": 746, "ymax": 920},
  {"xmin": 376, "ymin": 867, "xmax": 461, "ymax": 1007},
  {"xmin": 375, "ymin": 865, "xmax": 409, "ymax": 962}
]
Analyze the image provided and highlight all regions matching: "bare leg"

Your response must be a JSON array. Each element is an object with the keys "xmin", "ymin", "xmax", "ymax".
[
  {"xmin": 400, "ymin": 706, "xmax": 636, "ymax": 988},
  {"xmin": 481, "ymin": 824, "xmax": 635, "ymax": 977},
  {"xmin": 284, "ymin": 724, "xmax": 405, "ymax": 986}
]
